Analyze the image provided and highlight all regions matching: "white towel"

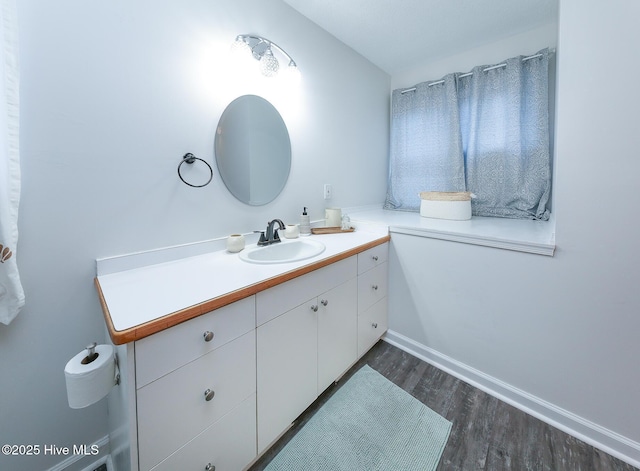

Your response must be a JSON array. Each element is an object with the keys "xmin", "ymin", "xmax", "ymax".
[{"xmin": 0, "ymin": 0, "xmax": 24, "ymax": 325}]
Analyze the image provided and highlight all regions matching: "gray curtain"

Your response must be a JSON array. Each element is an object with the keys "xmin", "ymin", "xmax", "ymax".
[
  {"xmin": 384, "ymin": 73, "xmax": 465, "ymax": 211},
  {"xmin": 458, "ymin": 49, "xmax": 551, "ymax": 220},
  {"xmin": 385, "ymin": 49, "xmax": 551, "ymax": 220}
]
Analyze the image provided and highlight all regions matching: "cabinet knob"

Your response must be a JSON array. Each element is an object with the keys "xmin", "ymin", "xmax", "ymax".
[
  {"xmin": 372, "ymin": 284, "xmax": 379, "ymax": 291},
  {"xmin": 320, "ymin": 299, "xmax": 328, "ymax": 306},
  {"xmin": 372, "ymin": 322, "xmax": 378, "ymax": 329},
  {"xmin": 204, "ymin": 389, "xmax": 215, "ymax": 401},
  {"xmin": 372, "ymin": 255, "xmax": 379, "ymax": 261},
  {"xmin": 310, "ymin": 305, "xmax": 318, "ymax": 312},
  {"xmin": 205, "ymin": 464, "xmax": 216, "ymax": 471},
  {"xmin": 203, "ymin": 331, "xmax": 214, "ymax": 342}
]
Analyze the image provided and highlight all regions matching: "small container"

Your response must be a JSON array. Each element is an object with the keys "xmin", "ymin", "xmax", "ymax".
[
  {"xmin": 341, "ymin": 214, "xmax": 351, "ymax": 230},
  {"xmin": 284, "ymin": 224, "xmax": 300, "ymax": 239},
  {"xmin": 300, "ymin": 207, "xmax": 311, "ymax": 236},
  {"xmin": 226, "ymin": 234, "xmax": 245, "ymax": 253},
  {"xmin": 325, "ymin": 207, "xmax": 342, "ymax": 227}
]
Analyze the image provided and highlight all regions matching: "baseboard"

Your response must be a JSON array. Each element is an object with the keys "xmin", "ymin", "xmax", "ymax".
[
  {"xmin": 383, "ymin": 330, "xmax": 640, "ymax": 469},
  {"xmin": 45, "ymin": 435, "xmax": 110, "ymax": 471},
  {"xmin": 79, "ymin": 454, "xmax": 113, "ymax": 471}
]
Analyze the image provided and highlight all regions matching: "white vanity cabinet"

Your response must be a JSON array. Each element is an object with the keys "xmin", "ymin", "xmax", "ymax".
[
  {"xmin": 134, "ymin": 296, "xmax": 257, "ymax": 471},
  {"xmin": 357, "ymin": 243, "xmax": 389, "ymax": 357},
  {"xmin": 256, "ymin": 257, "xmax": 358, "ymax": 452},
  {"xmin": 97, "ymin": 233, "xmax": 390, "ymax": 471}
]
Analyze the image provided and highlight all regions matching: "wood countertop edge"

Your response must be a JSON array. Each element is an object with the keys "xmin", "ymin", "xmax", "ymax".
[{"xmin": 96, "ymin": 235, "xmax": 390, "ymax": 345}]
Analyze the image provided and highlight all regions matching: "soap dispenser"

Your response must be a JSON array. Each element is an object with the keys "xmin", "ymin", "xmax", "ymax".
[{"xmin": 300, "ymin": 207, "xmax": 311, "ymax": 236}]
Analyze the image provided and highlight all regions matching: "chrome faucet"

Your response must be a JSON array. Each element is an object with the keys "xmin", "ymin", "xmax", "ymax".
[{"xmin": 257, "ymin": 219, "xmax": 285, "ymax": 246}]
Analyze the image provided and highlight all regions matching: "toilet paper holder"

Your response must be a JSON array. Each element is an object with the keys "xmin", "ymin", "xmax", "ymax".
[
  {"xmin": 82, "ymin": 342, "xmax": 121, "ymax": 385},
  {"xmin": 65, "ymin": 342, "xmax": 122, "ymax": 409},
  {"xmin": 82, "ymin": 342, "xmax": 99, "ymax": 364}
]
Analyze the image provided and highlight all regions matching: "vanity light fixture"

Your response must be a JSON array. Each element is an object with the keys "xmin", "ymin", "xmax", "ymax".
[{"xmin": 232, "ymin": 34, "xmax": 299, "ymax": 78}]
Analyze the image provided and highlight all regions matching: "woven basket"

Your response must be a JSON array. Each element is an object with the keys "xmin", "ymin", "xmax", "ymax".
[
  {"xmin": 419, "ymin": 191, "xmax": 472, "ymax": 220},
  {"xmin": 419, "ymin": 191, "xmax": 472, "ymax": 202}
]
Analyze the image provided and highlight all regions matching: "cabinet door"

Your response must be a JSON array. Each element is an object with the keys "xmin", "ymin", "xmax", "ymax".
[
  {"xmin": 317, "ymin": 277, "xmax": 358, "ymax": 393},
  {"xmin": 257, "ymin": 299, "xmax": 318, "ymax": 453},
  {"xmin": 257, "ymin": 257, "xmax": 356, "ymax": 326}
]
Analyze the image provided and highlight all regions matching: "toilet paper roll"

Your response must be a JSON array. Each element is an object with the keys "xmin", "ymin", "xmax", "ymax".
[{"xmin": 65, "ymin": 344, "xmax": 116, "ymax": 409}]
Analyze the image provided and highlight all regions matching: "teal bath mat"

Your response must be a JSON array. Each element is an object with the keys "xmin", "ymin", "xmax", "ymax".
[{"xmin": 265, "ymin": 365, "xmax": 452, "ymax": 471}]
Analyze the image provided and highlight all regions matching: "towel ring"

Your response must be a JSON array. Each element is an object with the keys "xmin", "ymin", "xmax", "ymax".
[{"xmin": 177, "ymin": 153, "xmax": 213, "ymax": 188}]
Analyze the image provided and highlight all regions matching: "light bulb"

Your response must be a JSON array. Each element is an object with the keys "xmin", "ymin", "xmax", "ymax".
[
  {"xmin": 230, "ymin": 36, "xmax": 255, "ymax": 76},
  {"xmin": 283, "ymin": 61, "xmax": 301, "ymax": 83},
  {"xmin": 230, "ymin": 36, "xmax": 251, "ymax": 57},
  {"xmin": 259, "ymin": 48, "xmax": 280, "ymax": 77}
]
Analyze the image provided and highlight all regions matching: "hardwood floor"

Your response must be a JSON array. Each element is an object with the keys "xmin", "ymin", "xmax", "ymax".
[{"xmin": 249, "ymin": 340, "xmax": 638, "ymax": 470}]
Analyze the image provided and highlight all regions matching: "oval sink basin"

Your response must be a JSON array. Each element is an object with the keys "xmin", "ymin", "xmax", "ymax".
[{"xmin": 239, "ymin": 239, "xmax": 326, "ymax": 264}]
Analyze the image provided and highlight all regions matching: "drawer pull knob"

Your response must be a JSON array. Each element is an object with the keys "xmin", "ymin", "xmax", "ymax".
[
  {"xmin": 320, "ymin": 299, "xmax": 328, "ymax": 306},
  {"xmin": 203, "ymin": 331, "xmax": 214, "ymax": 342},
  {"xmin": 372, "ymin": 284, "xmax": 379, "ymax": 291},
  {"xmin": 372, "ymin": 255, "xmax": 379, "ymax": 261},
  {"xmin": 204, "ymin": 389, "xmax": 215, "ymax": 401},
  {"xmin": 372, "ymin": 322, "xmax": 378, "ymax": 328},
  {"xmin": 205, "ymin": 464, "xmax": 216, "ymax": 471},
  {"xmin": 310, "ymin": 305, "xmax": 318, "ymax": 312}
]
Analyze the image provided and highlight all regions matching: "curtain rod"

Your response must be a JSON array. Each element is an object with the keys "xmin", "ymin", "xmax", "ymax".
[{"xmin": 399, "ymin": 50, "xmax": 552, "ymax": 94}]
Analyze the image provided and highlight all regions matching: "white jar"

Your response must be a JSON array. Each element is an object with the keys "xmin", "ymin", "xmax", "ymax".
[
  {"xmin": 284, "ymin": 224, "xmax": 300, "ymax": 239},
  {"xmin": 226, "ymin": 234, "xmax": 245, "ymax": 253},
  {"xmin": 325, "ymin": 207, "xmax": 342, "ymax": 227}
]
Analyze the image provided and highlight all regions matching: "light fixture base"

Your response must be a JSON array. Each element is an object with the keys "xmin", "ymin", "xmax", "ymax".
[{"xmin": 233, "ymin": 34, "xmax": 297, "ymax": 78}]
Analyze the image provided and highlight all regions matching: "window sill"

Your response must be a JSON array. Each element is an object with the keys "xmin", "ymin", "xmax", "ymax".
[{"xmin": 349, "ymin": 207, "xmax": 555, "ymax": 256}]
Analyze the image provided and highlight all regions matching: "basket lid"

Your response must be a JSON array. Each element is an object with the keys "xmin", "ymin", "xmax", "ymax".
[{"xmin": 419, "ymin": 191, "xmax": 472, "ymax": 202}]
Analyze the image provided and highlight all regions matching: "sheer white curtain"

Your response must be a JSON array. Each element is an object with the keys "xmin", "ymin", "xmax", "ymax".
[{"xmin": 0, "ymin": 0, "xmax": 23, "ymax": 325}]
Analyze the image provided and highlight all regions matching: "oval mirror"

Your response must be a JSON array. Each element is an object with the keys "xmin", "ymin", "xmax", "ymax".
[{"xmin": 214, "ymin": 95, "xmax": 291, "ymax": 205}]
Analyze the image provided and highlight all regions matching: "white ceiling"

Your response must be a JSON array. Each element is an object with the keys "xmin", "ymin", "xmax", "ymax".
[{"xmin": 282, "ymin": 0, "xmax": 558, "ymax": 74}]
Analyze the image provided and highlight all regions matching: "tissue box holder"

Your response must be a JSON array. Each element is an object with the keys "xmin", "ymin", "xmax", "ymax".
[{"xmin": 419, "ymin": 191, "xmax": 472, "ymax": 220}]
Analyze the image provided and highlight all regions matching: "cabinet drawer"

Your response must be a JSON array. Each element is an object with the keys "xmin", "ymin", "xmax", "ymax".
[
  {"xmin": 135, "ymin": 296, "xmax": 255, "ymax": 388},
  {"xmin": 357, "ymin": 243, "xmax": 388, "ymax": 275},
  {"xmin": 257, "ymin": 256, "xmax": 356, "ymax": 326},
  {"xmin": 357, "ymin": 262, "xmax": 388, "ymax": 313},
  {"xmin": 358, "ymin": 297, "xmax": 388, "ymax": 357},
  {"xmin": 137, "ymin": 331, "xmax": 256, "ymax": 471},
  {"xmin": 150, "ymin": 394, "xmax": 257, "ymax": 471}
]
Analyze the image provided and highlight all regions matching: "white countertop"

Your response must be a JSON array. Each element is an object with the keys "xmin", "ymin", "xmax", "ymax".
[
  {"xmin": 96, "ymin": 206, "xmax": 554, "ymax": 339},
  {"xmin": 97, "ymin": 226, "xmax": 388, "ymax": 333},
  {"xmin": 349, "ymin": 208, "xmax": 555, "ymax": 256}
]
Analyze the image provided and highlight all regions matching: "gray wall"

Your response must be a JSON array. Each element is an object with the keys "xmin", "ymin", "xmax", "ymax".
[
  {"xmin": 388, "ymin": 0, "xmax": 640, "ymax": 462},
  {"xmin": 0, "ymin": 1, "xmax": 390, "ymax": 470}
]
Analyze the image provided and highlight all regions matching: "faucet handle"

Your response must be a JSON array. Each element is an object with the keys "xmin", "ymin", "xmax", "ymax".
[{"xmin": 254, "ymin": 230, "xmax": 267, "ymax": 245}]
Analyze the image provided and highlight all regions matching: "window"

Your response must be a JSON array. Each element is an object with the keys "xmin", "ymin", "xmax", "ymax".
[{"xmin": 385, "ymin": 49, "xmax": 552, "ymax": 221}]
